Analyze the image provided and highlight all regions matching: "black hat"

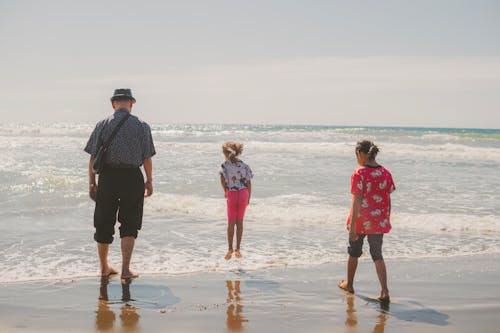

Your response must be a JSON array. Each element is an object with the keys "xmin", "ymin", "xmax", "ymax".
[{"xmin": 110, "ymin": 88, "xmax": 136, "ymax": 103}]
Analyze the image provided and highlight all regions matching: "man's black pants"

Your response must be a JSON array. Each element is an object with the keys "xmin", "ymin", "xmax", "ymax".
[{"xmin": 94, "ymin": 166, "xmax": 144, "ymax": 244}]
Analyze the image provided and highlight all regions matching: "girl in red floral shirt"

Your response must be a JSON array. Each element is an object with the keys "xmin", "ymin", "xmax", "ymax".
[{"xmin": 339, "ymin": 140, "xmax": 395, "ymax": 302}]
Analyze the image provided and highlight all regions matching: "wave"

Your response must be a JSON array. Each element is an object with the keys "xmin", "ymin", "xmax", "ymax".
[
  {"xmin": 2, "ymin": 123, "xmax": 499, "ymax": 141},
  {"xmin": 145, "ymin": 193, "xmax": 345, "ymax": 228},
  {"xmin": 152, "ymin": 140, "xmax": 500, "ymax": 164},
  {"xmin": 0, "ymin": 123, "xmax": 93, "ymax": 137},
  {"xmin": 1, "ymin": 192, "xmax": 499, "ymax": 284},
  {"xmin": 145, "ymin": 193, "xmax": 500, "ymax": 234}
]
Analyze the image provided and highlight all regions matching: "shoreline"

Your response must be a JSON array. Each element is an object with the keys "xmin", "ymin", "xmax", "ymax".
[
  {"xmin": 1, "ymin": 255, "xmax": 500, "ymax": 333},
  {"xmin": 0, "ymin": 252, "xmax": 489, "ymax": 286}
]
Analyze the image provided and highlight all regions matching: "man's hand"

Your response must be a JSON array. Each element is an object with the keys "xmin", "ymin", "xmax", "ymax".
[
  {"xmin": 144, "ymin": 180, "xmax": 153, "ymax": 197},
  {"xmin": 89, "ymin": 184, "xmax": 97, "ymax": 202},
  {"xmin": 349, "ymin": 230, "xmax": 359, "ymax": 241}
]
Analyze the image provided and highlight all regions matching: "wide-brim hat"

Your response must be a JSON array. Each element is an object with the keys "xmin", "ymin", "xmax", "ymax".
[{"xmin": 110, "ymin": 88, "xmax": 136, "ymax": 103}]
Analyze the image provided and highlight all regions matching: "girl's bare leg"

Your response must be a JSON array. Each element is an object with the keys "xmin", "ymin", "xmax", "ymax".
[
  {"xmin": 339, "ymin": 256, "xmax": 358, "ymax": 293},
  {"xmin": 235, "ymin": 220, "xmax": 243, "ymax": 258},
  {"xmin": 225, "ymin": 222, "xmax": 235, "ymax": 260}
]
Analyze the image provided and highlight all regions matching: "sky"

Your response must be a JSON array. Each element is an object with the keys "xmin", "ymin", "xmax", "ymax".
[{"xmin": 1, "ymin": 0, "xmax": 499, "ymax": 128}]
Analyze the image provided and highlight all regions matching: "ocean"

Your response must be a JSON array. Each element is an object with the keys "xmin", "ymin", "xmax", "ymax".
[{"xmin": 0, "ymin": 123, "xmax": 499, "ymax": 283}]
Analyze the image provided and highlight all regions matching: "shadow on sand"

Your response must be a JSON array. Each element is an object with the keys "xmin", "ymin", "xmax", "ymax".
[{"xmin": 356, "ymin": 293, "xmax": 450, "ymax": 326}]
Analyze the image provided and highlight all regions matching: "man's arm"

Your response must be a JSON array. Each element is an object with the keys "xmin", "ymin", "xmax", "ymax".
[
  {"xmin": 88, "ymin": 157, "xmax": 97, "ymax": 201},
  {"xmin": 143, "ymin": 157, "xmax": 153, "ymax": 197}
]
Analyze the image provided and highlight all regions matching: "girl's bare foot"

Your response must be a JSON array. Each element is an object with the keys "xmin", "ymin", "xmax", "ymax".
[
  {"xmin": 225, "ymin": 249, "xmax": 233, "ymax": 260},
  {"xmin": 338, "ymin": 280, "xmax": 355, "ymax": 294},
  {"xmin": 378, "ymin": 290, "xmax": 390, "ymax": 302},
  {"xmin": 234, "ymin": 249, "xmax": 242, "ymax": 258}
]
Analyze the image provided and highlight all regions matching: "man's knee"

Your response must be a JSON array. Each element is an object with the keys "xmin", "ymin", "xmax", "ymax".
[
  {"xmin": 119, "ymin": 225, "xmax": 138, "ymax": 239},
  {"xmin": 94, "ymin": 231, "xmax": 113, "ymax": 244}
]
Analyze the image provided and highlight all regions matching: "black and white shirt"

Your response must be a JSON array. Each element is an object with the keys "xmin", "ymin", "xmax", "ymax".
[
  {"xmin": 220, "ymin": 159, "xmax": 253, "ymax": 190},
  {"xmin": 84, "ymin": 108, "xmax": 156, "ymax": 167}
]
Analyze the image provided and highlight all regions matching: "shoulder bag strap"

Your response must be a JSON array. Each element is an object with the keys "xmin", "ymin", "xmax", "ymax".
[{"xmin": 101, "ymin": 113, "xmax": 131, "ymax": 149}]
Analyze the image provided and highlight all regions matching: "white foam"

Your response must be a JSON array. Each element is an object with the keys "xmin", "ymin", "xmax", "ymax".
[
  {"xmin": 394, "ymin": 212, "xmax": 500, "ymax": 234},
  {"xmin": 1, "ymin": 123, "xmax": 499, "ymax": 283},
  {"xmin": 145, "ymin": 193, "xmax": 345, "ymax": 228},
  {"xmin": 1, "ymin": 203, "xmax": 500, "ymax": 284},
  {"xmin": 0, "ymin": 123, "xmax": 93, "ymax": 137}
]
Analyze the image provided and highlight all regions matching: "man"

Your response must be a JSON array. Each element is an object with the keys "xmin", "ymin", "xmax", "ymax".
[{"xmin": 84, "ymin": 88, "xmax": 155, "ymax": 279}]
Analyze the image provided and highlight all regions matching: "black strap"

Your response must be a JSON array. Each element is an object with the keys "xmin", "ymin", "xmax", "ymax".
[{"xmin": 100, "ymin": 113, "xmax": 131, "ymax": 149}]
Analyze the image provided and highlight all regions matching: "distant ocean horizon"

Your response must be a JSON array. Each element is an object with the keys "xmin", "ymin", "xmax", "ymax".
[
  {"xmin": 3, "ymin": 121, "xmax": 500, "ymax": 130},
  {"xmin": 1, "ymin": 122, "xmax": 499, "ymax": 283}
]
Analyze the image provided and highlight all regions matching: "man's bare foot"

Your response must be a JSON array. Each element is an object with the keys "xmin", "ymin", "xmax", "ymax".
[
  {"xmin": 234, "ymin": 249, "xmax": 242, "ymax": 259},
  {"xmin": 101, "ymin": 267, "xmax": 119, "ymax": 277},
  {"xmin": 225, "ymin": 249, "xmax": 233, "ymax": 260},
  {"xmin": 338, "ymin": 280, "xmax": 355, "ymax": 294}
]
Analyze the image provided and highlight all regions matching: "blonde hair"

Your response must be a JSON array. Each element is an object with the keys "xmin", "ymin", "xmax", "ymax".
[{"xmin": 222, "ymin": 142, "xmax": 243, "ymax": 161}]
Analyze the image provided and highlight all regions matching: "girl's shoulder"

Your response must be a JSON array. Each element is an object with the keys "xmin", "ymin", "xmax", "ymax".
[
  {"xmin": 378, "ymin": 166, "xmax": 393, "ymax": 177},
  {"xmin": 234, "ymin": 159, "xmax": 250, "ymax": 167},
  {"xmin": 355, "ymin": 165, "xmax": 387, "ymax": 175},
  {"xmin": 363, "ymin": 165, "xmax": 394, "ymax": 180},
  {"xmin": 353, "ymin": 166, "xmax": 368, "ymax": 174},
  {"xmin": 221, "ymin": 159, "xmax": 249, "ymax": 168}
]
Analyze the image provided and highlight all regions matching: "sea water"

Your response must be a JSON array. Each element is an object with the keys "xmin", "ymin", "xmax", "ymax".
[{"xmin": 0, "ymin": 123, "xmax": 499, "ymax": 283}]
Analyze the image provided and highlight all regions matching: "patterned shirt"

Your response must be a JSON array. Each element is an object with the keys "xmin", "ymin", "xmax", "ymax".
[
  {"xmin": 84, "ymin": 109, "xmax": 156, "ymax": 167},
  {"xmin": 220, "ymin": 159, "xmax": 253, "ymax": 190},
  {"xmin": 347, "ymin": 166, "xmax": 395, "ymax": 234}
]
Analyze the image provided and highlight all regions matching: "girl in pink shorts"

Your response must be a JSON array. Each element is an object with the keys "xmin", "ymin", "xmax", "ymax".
[{"xmin": 220, "ymin": 142, "xmax": 253, "ymax": 260}]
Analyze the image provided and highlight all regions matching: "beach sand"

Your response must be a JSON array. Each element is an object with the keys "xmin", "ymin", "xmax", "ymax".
[{"xmin": 1, "ymin": 255, "xmax": 499, "ymax": 333}]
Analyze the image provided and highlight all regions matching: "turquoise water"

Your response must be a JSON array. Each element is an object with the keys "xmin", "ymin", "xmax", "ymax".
[{"xmin": 0, "ymin": 123, "xmax": 499, "ymax": 283}]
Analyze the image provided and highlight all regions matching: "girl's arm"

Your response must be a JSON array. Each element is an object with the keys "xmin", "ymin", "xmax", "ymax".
[
  {"xmin": 220, "ymin": 175, "xmax": 227, "ymax": 197},
  {"xmin": 246, "ymin": 180, "xmax": 252, "ymax": 204},
  {"xmin": 349, "ymin": 194, "xmax": 363, "ymax": 241}
]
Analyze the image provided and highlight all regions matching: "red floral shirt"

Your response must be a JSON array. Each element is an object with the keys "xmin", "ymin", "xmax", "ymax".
[{"xmin": 347, "ymin": 166, "xmax": 395, "ymax": 234}]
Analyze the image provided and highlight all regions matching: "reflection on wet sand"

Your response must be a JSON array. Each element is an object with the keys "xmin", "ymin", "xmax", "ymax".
[
  {"xmin": 120, "ymin": 280, "xmax": 141, "ymax": 332},
  {"xmin": 226, "ymin": 280, "xmax": 249, "ymax": 332},
  {"xmin": 96, "ymin": 278, "xmax": 115, "ymax": 332},
  {"xmin": 345, "ymin": 295, "xmax": 358, "ymax": 329},
  {"xmin": 96, "ymin": 277, "xmax": 141, "ymax": 332},
  {"xmin": 344, "ymin": 294, "xmax": 388, "ymax": 333}
]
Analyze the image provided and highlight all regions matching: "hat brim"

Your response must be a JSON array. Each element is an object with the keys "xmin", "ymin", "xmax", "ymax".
[{"xmin": 110, "ymin": 94, "xmax": 136, "ymax": 103}]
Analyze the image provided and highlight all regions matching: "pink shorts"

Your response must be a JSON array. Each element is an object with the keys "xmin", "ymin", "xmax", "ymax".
[{"xmin": 226, "ymin": 188, "xmax": 249, "ymax": 223}]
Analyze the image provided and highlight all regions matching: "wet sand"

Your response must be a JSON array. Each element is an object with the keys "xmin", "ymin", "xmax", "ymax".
[{"xmin": 1, "ymin": 255, "xmax": 499, "ymax": 333}]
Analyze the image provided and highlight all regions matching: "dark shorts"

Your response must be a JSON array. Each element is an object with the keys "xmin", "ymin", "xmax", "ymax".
[
  {"xmin": 348, "ymin": 234, "xmax": 384, "ymax": 261},
  {"xmin": 94, "ymin": 167, "xmax": 144, "ymax": 244}
]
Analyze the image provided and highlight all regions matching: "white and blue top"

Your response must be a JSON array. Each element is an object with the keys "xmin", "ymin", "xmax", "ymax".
[{"xmin": 220, "ymin": 159, "xmax": 253, "ymax": 191}]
